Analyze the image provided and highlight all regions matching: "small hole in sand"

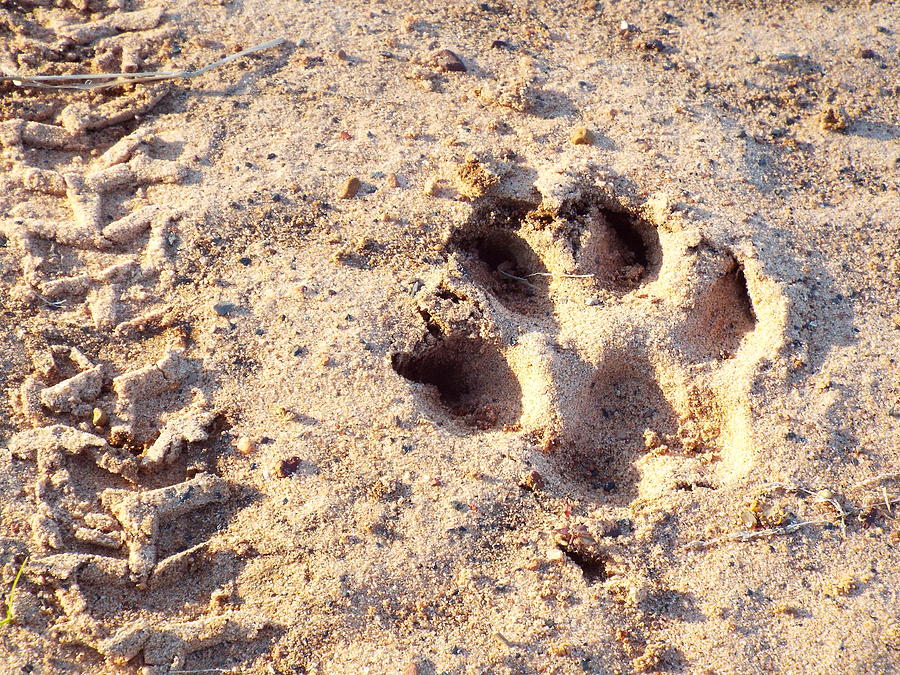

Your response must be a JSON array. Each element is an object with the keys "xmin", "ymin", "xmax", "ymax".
[
  {"xmin": 577, "ymin": 205, "xmax": 661, "ymax": 294},
  {"xmin": 559, "ymin": 546, "xmax": 608, "ymax": 584},
  {"xmin": 452, "ymin": 199, "xmax": 551, "ymax": 317},
  {"xmin": 690, "ymin": 257, "xmax": 757, "ymax": 359},
  {"xmin": 391, "ymin": 336, "xmax": 522, "ymax": 430}
]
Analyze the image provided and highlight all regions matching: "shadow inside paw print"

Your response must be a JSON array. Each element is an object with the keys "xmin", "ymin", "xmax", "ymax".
[
  {"xmin": 689, "ymin": 255, "xmax": 757, "ymax": 359},
  {"xmin": 394, "ymin": 174, "xmax": 784, "ymax": 501},
  {"xmin": 391, "ymin": 335, "xmax": 522, "ymax": 430},
  {"xmin": 561, "ymin": 195, "xmax": 662, "ymax": 294},
  {"xmin": 559, "ymin": 354, "xmax": 679, "ymax": 499},
  {"xmin": 450, "ymin": 198, "xmax": 552, "ymax": 317}
]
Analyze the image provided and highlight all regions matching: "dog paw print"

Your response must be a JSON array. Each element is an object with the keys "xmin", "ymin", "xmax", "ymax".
[{"xmin": 392, "ymin": 172, "xmax": 786, "ymax": 500}]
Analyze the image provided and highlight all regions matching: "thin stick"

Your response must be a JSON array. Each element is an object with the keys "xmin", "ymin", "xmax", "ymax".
[
  {"xmin": 679, "ymin": 519, "xmax": 830, "ymax": 551},
  {"xmin": 498, "ymin": 267, "xmax": 594, "ymax": 289},
  {"xmin": 523, "ymin": 272, "xmax": 594, "ymax": 279},
  {"xmin": 498, "ymin": 268, "xmax": 539, "ymax": 289},
  {"xmin": 31, "ymin": 291, "xmax": 65, "ymax": 308},
  {"xmin": 850, "ymin": 472, "xmax": 900, "ymax": 491},
  {"xmin": 1, "ymin": 38, "xmax": 285, "ymax": 91}
]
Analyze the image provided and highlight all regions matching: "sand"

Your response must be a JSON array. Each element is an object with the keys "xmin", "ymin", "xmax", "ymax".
[{"xmin": 0, "ymin": 0, "xmax": 898, "ymax": 673}]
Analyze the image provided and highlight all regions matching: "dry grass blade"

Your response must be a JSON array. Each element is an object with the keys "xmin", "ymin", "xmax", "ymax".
[
  {"xmin": 0, "ymin": 557, "xmax": 28, "ymax": 628},
  {"xmin": 0, "ymin": 38, "xmax": 285, "ymax": 91}
]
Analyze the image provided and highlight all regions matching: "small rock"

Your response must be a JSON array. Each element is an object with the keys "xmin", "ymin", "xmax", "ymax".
[
  {"xmin": 385, "ymin": 172, "xmax": 400, "ymax": 188},
  {"xmin": 457, "ymin": 155, "xmax": 499, "ymax": 197},
  {"xmin": 740, "ymin": 509, "xmax": 759, "ymax": 529},
  {"xmin": 819, "ymin": 106, "xmax": 849, "ymax": 132},
  {"xmin": 92, "ymin": 408, "xmax": 108, "ymax": 427},
  {"xmin": 546, "ymin": 548, "xmax": 565, "ymax": 563},
  {"xmin": 334, "ymin": 48, "xmax": 348, "ymax": 60},
  {"xmin": 519, "ymin": 470, "xmax": 544, "ymax": 491},
  {"xmin": 855, "ymin": 47, "xmax": 877, "ymax": 59},
  {"xmin": 236, "ymin": 436, "xmax": 255, "ymax": 455},
  {"xmin": 213, "ymin": 302, "xmax": 237, "ymax": 316},
  {"xmin": 586, "ymin": 297, "xmax": 602, "ymax": 306},
  {"xmin": 279, "ymin": 456, "xmax": 303, "ymax": 477},
  {"xmin": 423, "ymin": 176, "xmax": 441, "ymax": 196},
  {"xmin": 431, "ymin": 49, "xmax": 466, "ymax": 72},
  {"xmin": 570, "ymin": 127, "xmax": 596, "ymax": 145},
  {"xmin": 401, "ymin": 14, "xmax": 418, "ymax": 32},
  {"xmin": 338, "ymin": 176, "xmax": 361, "ymax": 199}
]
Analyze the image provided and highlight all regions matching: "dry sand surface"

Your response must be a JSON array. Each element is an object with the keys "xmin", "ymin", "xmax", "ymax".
[{"xmin": 0, "ymin": 0, "xmax": 898, "ymax": 673}]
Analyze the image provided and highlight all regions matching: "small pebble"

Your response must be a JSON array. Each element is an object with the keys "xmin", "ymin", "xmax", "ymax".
[
  {"xmin": 740, "ymin": 509, "xmax": 759, "ymax": 529},
  {"xmin": 855, "ymin": 47, "xmax": 877, "ymax": 59},
  {"xmin": 401, "ymin": 14, "xmax": 418, "ymax": 32},
  {"xmin": 334, "ymin": 48, "xmax": 348, "ymax": 60},
  {"xmin": 279, "ymin": 456, "xmax": 303, "ymax": 477},
  {"xmin": 819, "ymin": 107, "xmax": 849, "ymax": 132},
  {"xmin": 570, "ymin": 127, "xmax": 596, "ymax": 145},
  {"xmin": 546, "ymin": 548, "xmax": 565, "ymax": 563},
  {"xmin": 423, "ymin": 176, "xmax": 441, "ymax": 196},
  {"xmin": 519, "ymin": 470, "xmax": 544, "ymax": 491},
  {"xmin": 431, "ymin": 49, "xmax": 466, "ymax": 72},
  {"xmin": 236, "ymin": 436, "xmax": 255, "ymax": 455},
  {"xmin": 386, "ymin": 172, "xmax": 400, "ymax": 188},
  {"xmin": 338, "ymin": 176, "xmax": 361, "ymax": 199},
  {"xmin": 92, "ymin": 408, "xmax": 108, "ymax": 427}
]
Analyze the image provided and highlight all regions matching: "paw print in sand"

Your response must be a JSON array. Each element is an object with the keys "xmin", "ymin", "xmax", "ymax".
[{"xmin": 392, "ymin": 167, "xmax": 786, "ymax": 501}]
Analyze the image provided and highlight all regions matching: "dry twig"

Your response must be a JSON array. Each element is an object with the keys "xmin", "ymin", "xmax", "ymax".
[
  {"xmin": 0, "ymin": 38, "xmax": 285, "ymax": 91},
  {"xmin": 680, "ymin": 474, "xmax": 900, "ymax": 551},
  {"xmin": 679, "ymin": 519, "xmax": 831, "ymax": 551}
]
